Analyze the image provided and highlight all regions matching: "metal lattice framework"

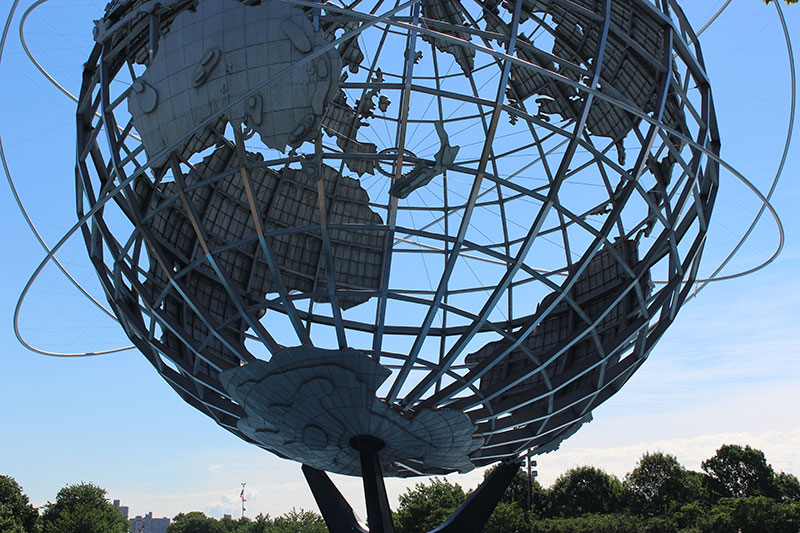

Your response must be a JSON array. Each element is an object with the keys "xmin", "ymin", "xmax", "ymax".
[{"xmin": 76, "ymin": 0, "xmax": 719, "ymax": 477}]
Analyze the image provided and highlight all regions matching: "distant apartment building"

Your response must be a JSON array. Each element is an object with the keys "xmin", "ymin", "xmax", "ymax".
[
  {"xmin": 113, "ymin": 500, "xmax": 170, "ymax": 533},
  {"xmin": 129, "ymin": 511, "xmax": 170, "ymax": 533},
  {"xmin": 113, "ymin": 500, "xmax": 129, "ymax": 519}
]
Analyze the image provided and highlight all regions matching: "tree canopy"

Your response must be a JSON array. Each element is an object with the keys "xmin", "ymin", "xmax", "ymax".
[
  {"xmin": 388, "ymin": 444, "xmax": 799, "ymax": 531},
  {"xmin": 695, "ymin": 496, "xmax": 800, "ymax": 533},
  {"xmin": 394, "ymin": 478, "xmax": 466, "ymax": 533},
  {"xmin": 702, "ymin": 444, "xmax": 778, "ymax": 499},
  {"xmin": 624, "ymin": 451, "xmax": 702, "ymax": 517},
  {"xmin": 491, "ymin": 464, "xmax": 547, "ymax": 514},
  {"xmin": 167, "ymin": 511, "xmax": 228, "ymax": 533},
  {"xmin": 547, "ymin": 466, "xmax": 625, "ymax": 518},
  {"xmin": 39, "ymin": 482, "xmax": 127, "ymax": 533},
  {"xmin": 0, "ymin": 475, "xmax": 39, "ymax": 533},
  {"xmin": 775, "ymin": 472, "xmax": 800, "ymax": 503},
  {"xmin": 181, "ymin": 509, "xmax": 327, "ymax": 533},
  {"xmin": 269, "ymin": 508, "xmax": 327, "ymax": 533}
]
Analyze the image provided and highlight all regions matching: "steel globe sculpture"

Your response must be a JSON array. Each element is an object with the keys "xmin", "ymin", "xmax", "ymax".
[{"xmin": 77, "ymin": 0, "xmax": 719, "ymax": 529}]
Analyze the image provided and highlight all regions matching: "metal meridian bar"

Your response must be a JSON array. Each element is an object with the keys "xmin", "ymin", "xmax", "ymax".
[
  {"xmin": 387, "ymin": 0, "xmax": 526, "ymax": 405},
  {"xmin": 372, "ymin": 0, "xmax": 422, "ymax": 363}
]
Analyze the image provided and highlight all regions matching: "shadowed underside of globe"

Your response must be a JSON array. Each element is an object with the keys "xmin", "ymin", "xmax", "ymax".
[{"xmin": 78, "ymin": 0, "xmax": 719, "ymax": 477}]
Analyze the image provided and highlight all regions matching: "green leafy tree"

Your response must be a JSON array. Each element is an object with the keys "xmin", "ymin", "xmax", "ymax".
[
  {"xmin": 0, "ymin": 475, "xmax": 39, "ymax": 533},
  {"xmin": 530, "ymin": 513, "xmax": 645, "ymax": 533},
  {"xmin": 483, "ymin": 501, "xmax": 528, "ymax": 533},
  {"xmin": 220, "ymin": 513, "xmax": 273, "ymax": 533},
  {"xmin": 218, "ymin": 515, "xmax": 240, "ymax": 532},
  {"xmin": 502, "ymin": 467, "xmax": 546, "ymax": 517},
  {"xmin": 701, "ymin": 444, "xmax": 778, "ymax": 499},
  {"xmin": 394, "ymin": 478, "xmax": 466, "ymax": 533},
  {"xmin": 696, "ymin": 496, "xmax": 800, "ymax": 533},
  {"xmin": 481, "ymin": 463, "xmax": 546, "ymax": 523},
  {"xmin": 775, "ymin": 472, "xmax": 800, "ymax": 503},
  {"xmin": 39, "ymin": 482, "xmax": 127, "ymax": 533},
  {"xmin": 547, "ymin": 466, "xmax": 625, "ymax": 518},
  {"xmin": 268, "ymin": 508, "xmax": 327, "ymax": 532},
  {"xmin": 670, "ymin": 500, "xmax": 708, "ymax": 531},
  {"xmin": 167, "ymin": 511, "xmax": 226, "ymax": 533},
  {"xmin": 624, "ymin": 451, "xmax": 702, "ymax": 517}
]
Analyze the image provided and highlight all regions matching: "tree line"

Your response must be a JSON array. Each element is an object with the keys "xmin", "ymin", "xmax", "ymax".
[
  {"xmin": 394, "ymin": 444, "xmax": 800, "ymax": 533},
  {"xmin": 0, "ymin": 480, "xmax": 127, "ymax": 533},
  {"xmin": 0, "ymin": 476, "xmax": 326, "ymax": 533},
  {"xmin": 3, "ymin": 443, "xmax": 799, "ymax": 532}
]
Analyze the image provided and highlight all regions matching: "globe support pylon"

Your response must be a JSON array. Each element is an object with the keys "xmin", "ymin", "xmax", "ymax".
[{"xmin": 303, "ymin": 443, "xmax": 521, "ymax": 533}]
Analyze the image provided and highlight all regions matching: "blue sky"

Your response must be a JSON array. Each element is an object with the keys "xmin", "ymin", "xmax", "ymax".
[{"xmin": 1, "ymin": 0, "xmax": 798, "ymax": 522}]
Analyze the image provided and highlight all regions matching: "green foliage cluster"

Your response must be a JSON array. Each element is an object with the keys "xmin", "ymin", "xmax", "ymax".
[
  {"xmin": 0, "ymin": 475, "xmax": 39, "ymax": 533},
  {"xmin": 393, "ymin": 444, "xmax": 800, "ymax": 532},
  {"xmin": 394, "ymin": 478, "xmax": 467, "ymax": 532},
  {"xmin": 0, "ymin": 476, "xmax": 328, "ymax": 533},
  {"xmin": 0, "ymin": 478, "xmax": 129, "ymax": 533},
  {"xmin": 166, "ymin": 508, "xmax": 328, "ymax": 533},
  {"xmin": 40, "ymin": 482, "xmax": 129, "ymax": 533}
]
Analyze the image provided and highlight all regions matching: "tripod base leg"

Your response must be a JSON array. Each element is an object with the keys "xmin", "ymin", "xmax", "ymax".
[
  {"xmin": 431, "ymin": 461, "xmax": 522, "ymax": 533},
  {"xmin": 302, "ymin": 464, "xmax": 367, "ymax": 533},
  {"xmin": 351, "ymin": 436, "xmax": 396, "ymax": 533},
  {"xmin": 303, "ymin": 457, "xmax": 521, "ymax": 533}
]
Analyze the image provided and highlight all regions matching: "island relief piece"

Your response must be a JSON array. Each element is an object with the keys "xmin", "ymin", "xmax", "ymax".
[
  {"xmin": 127, "ymin": 0, "xmax": 341, "ymax": 166},
  {"xmin": 220, "ymin": 346, "xmax": 482, "ymax": 476}
]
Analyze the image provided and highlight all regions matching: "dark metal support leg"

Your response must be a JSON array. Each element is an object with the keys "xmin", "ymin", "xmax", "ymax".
[
  {"xmin": 302, "ymin": 464, "xmax": 367, "ymax": 533},
  {"xmin": 351, "ymin": 436, "xmax": 396, "ymax": 533},
  {"xmin": 303, "ymin": 449, "xmax": 521, "ymax": 533},
  {"xmin": 430, "ymin": 461, "xmax": 522, "ymax": 533}
]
